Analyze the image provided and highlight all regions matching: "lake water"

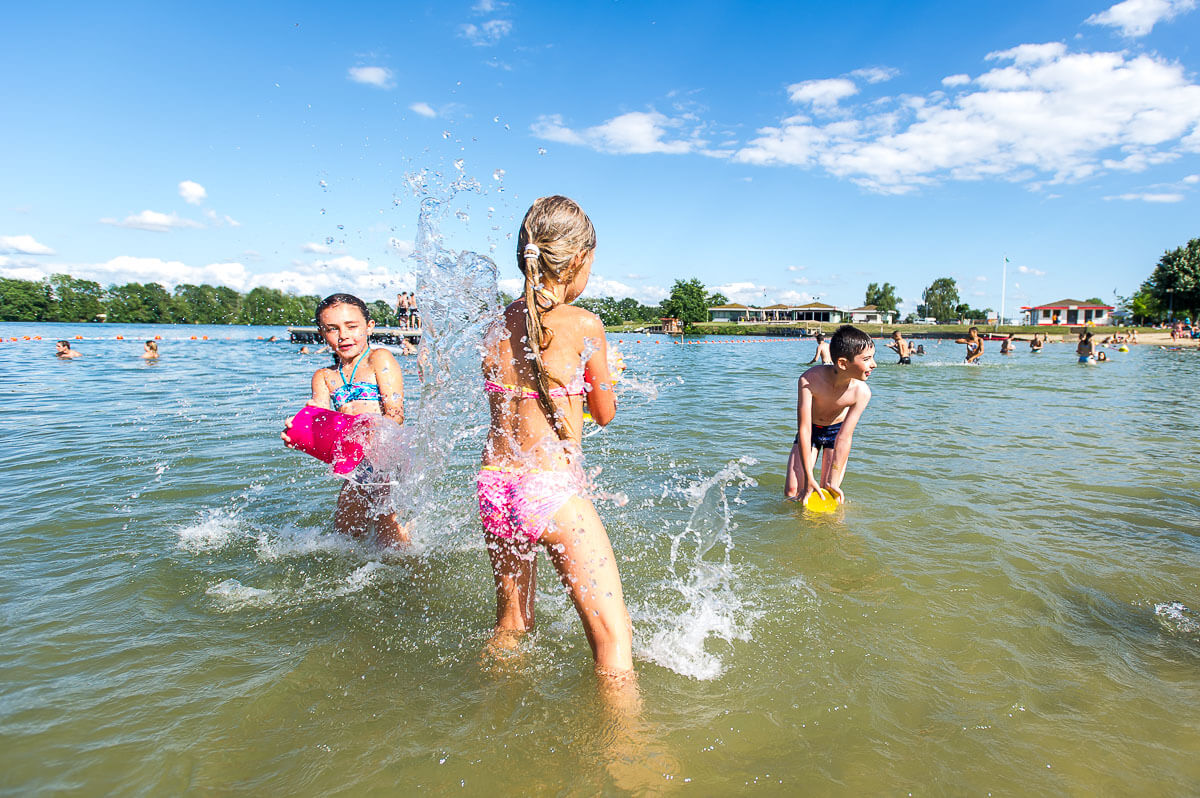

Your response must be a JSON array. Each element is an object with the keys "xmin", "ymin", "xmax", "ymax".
[{"xmin": 2, "ymin": 323, "xmax": 1198, "ymax": 795}]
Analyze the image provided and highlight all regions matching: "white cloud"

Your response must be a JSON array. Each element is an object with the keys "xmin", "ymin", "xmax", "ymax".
[
  {"xmin": 389, "ymin": 238, "xmax": 415, "ymax": 257},
  {"xmin": 735, "ymin": 44, "xmax": 1200, "ymax": 194},
  {"xmin": 850, "ymin": 66, "xmax": 900, "ymax": 84},
  {"xmin": 942, "ymin": 74, "xmax": 972, "ymax": 87},
  {"xmin": 178, "ymin": 180, "xmax": 207, "ymax": 205},
  {"xmin": 1182, "ymin": 173, "xmax": 1199, "ymax": 183},
  {"xmin": 410, "ymin": 102, "xmax": 437, "ymax": 118},
  {"xmin": 203, "ymin": 209, "xmax": 240, "ymax": 227},
  {"xmin": 787, "ymin": 78, "xmax": 859, "ymax": 110},
  {"xmin": 460, "ymin": 19, "xmax": 512, "ymax": 46},
  {"xmin": 0, "ymin": 234, "xmax": 55, "ymax": 255},
  {"xmin": 2, "ymin": 253, "xmax": 410, "ymax": 302},
  {"xmin": 1104, "ymin": 191, "xmax": 1185, "ymax": 201},
  {"xmin": 1017, "ymin": 265, "xmax": 1047, "ymax": 276},
  {"xmin": 975, "ymin": 275, "xmax": 988, "ymax": 281},
  {"xmin": 532, "ymin": 111, "xmax": 698, "ymax": 155},
  {"xmin": 303, "ymin": 242, "xmax": 333, "ymax": 254},
  {"xmin": 348, "ymin": 66, "xmax": 395, "ymax": 89},
  {"xmin": 1085, "ymin": 0, "xmax": 1196, "ymax": 37},
  {"xmin": 472, "ymin": 0, "xmax": 506, "ymax": 11},
  {"xmin": 497, "ymin": 277, "xmax": 523, "ymax": 296},
  {"xmin": 100, "ymin": 210, "xmax": 203, "ymax": 232}
]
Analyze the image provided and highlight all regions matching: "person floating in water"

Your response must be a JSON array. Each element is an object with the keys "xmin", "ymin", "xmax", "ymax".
[
  {"xmin": 784, "ymin": 325, "xmax": 875, "ymax": 505},
  {"xmin": 886, "ymin": 330, "xmax": 912, "ymax": 364},
  {"xmin": 956, "ymin": 326, "xmax": 984, "ymax": 363},
  {"xmin": 141, "ymin": 340, "xmax": 158, "ymax": 360},
  {"xmin": 807, "ymin": 331, "xmax": 832, "ymax": 364},
  {"xmin": 477, "ymin": 195, "xmax": 633, "ymax": 682},
  {"xmin": 283, "ymin": 293, "xmax": 408, "ymax": 547},
  {"xmin": 999, "ymin": 334, "xmax": 1015, "ymax": 355},
  {"xmin": 1029, "ymin": 332, "xmax": 1044, "ymax": 353},
  {"xmin": 55, "ymin": 340, "xmax": 82, "ymax": 359}
]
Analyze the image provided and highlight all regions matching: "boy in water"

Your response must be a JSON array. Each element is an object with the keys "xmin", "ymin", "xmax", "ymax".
[
  {"xmin": 807, "ymin": 331, "xmax": 832, "ymax": 364},
  {"xmin": 785, "ymin": 325, "xmax": 875, "ymax": 504},
  {"xmin": 886, "ymin": 330, "xmax": 912, "ymax": 364}
]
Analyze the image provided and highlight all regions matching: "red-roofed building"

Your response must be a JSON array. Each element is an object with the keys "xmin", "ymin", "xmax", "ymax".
[{"xmin": 1021, "ymin": 299, "xmax": 1114, "ymax": 326}]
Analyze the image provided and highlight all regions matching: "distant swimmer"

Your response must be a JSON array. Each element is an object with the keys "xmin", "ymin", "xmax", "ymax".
[
  {"xmin": 1076, "ymin": 331, "xmax": 1096, "ymax": 363},
  {"xmin": 886, "ymin": 330, "xmax": 912, "ymax": 364},
  {"xmin": 1030, "ymin": 332, "xmax": 1044, "ymax": 353},
  {"xmin": 1096, "ymin": 350, "xmax": 1108, "ymax": 362},
  {"xmin": 807, "ymin": 332, "xmax": 832, "ymax": 365},
  {"xmin": 914, "ymin": 344, "xmax": 925, "ymax": 356},
  {"xmin": 1000, "ymin": 334, "xmax": 1015, "ymax": 355},
  {"xmin": 956, "ymin": 326, "xmax": 984, "ymax": 363},
  {"xmin": 141, "ymin": 340, "xmax": 158, "ymax": 360},
  {"xmin": 55, "ymin": 340, "xmax": 82, "ymax": 359},
  {"xmin": 785, "ymin": 325, "xmax": 875, "ymax": 506}
]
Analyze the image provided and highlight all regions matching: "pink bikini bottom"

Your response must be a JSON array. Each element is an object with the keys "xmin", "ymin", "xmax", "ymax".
[{"xmin": 476, "ymin": 466, "xmax": 583, "ymax": 544}]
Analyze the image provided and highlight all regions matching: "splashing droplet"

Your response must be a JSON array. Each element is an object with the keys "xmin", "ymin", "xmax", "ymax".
[
  {"xmin": 537, "ymin": 147, "xmax": 547, "ymax": 156},
  {"xmin": 336, "ymin": 224, "xmax": 344, "ymax": 230},
  {"xmin": 319, "ymin": 180, "xmax": 328, "ymax": 190},
  {"xmin": 453, "ymin": 159, "xmax": 465, "ymax": 171},
  {"xmin": 455, "ymin": 210, "xmax": 469, "ymax": 222},
  {"xmin": 325, "ymin": 237, "xmax": 335, "ymax": 245},
  {"xmin": 492, "ymin": 169, "xmax": 505, "ymax": 181},
  {"xmin": 442, "ymin": 130, "xmax": 451, "ymax": 140},
  {"xmin": 319, "ymin": 208, "xmax": 326, "ymax": 215}
]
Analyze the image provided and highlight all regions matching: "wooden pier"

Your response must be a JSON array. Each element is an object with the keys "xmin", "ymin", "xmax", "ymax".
[{"xmin": 287, "ymin": 326, "xmax": 422, "ymax": 345}]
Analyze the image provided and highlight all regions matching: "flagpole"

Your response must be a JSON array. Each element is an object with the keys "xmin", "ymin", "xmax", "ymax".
[{"xmin": 999, "ymin": 255, "xmax": 1008, "ymax": 331}]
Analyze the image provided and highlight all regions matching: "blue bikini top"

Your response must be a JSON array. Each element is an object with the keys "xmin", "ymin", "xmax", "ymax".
[{"xmin": 330, "ymin": 347, "xmax": 382, "ymax": 410}]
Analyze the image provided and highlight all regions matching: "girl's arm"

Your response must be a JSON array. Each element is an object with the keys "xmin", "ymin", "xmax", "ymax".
[
  {"xmin": 371, "ymin": 349, "xmax": 405, "ymax": 425},
  {"xmin": 310, "ymin": 370, "xmax": 332, "ymax": 408},
  {"xmin": 825, "ymin": 385, "xmax": 872, "ymax": 494},
  {"xmin": 581, "ymin": 315, "xmax": 616, "ymax": 426}
]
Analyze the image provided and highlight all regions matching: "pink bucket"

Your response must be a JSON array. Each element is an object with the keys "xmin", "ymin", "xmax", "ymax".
[{"xmin": 285, "ymin": 406, "xmax": 369, "ymax": 474}]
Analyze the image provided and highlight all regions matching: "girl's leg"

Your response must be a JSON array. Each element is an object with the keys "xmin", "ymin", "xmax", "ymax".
[
  {"xmin": 485, "ymin": 532, "xmax": 537, "ymax": 633},
  {"xmin": 368, "ymin": 485, "xmax": 409, "ymax": 546},
  {"xmin": 334, "ymin": 482, "xmax": 372, "ymax": 539},
  {"xmin": 784, "ymin": 443, "xmax": 802, "ymax": 498},
  {"xmin": 540, "ymin": 496, "xmax": 634, "ymax": 674}
]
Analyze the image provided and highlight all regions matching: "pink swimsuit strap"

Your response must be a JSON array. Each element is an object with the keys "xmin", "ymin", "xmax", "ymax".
[{"xmin": 484, "ymin": 379, "xmax": 584, "ymax": 399}]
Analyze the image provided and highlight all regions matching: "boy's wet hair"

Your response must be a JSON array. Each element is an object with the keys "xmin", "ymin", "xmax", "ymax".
[
  {"xmin": 57, "ymin": 340, "xmax": 70, "ymax": 347},
  {"xmin": 830, "ymin": 325, "xmax": 873, "ymax": 362},
  {"xmin": 815, "ymin": 332, "xmax": 824, "ymax": 342},
  {"xmin": 315, "ymin": 293, "xmax": 371, "ymax": 325}
]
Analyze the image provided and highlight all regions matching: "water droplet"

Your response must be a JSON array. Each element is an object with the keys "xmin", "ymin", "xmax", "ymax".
[
  {"xmin": 325, "ymin": 237, "xmax": 334, "ymax": 245},
  {"xmin": 453, "ymin": 159, "xmax": 465, "ymax": 171},
  {"xmin": 319, "ymin": 180, "xmax": 328, "ymax": 190},
  {"xmin": 337, "ymin": 224, "xmax": 344, "ymax": 230},
  {"xmin": 442, "ymin": 130, "xmax": 451, "ymax": 139},
  {"xmin": 319, "ymin": 208, "xmax": 326, "ymax": 215},
  {"xmin": 492, "ymin": 169, "xmax": 505, "ymax": 181},
  {"xmin": 537, "ymin": 147, "xmax": 547, "ymax": 156},
  {"xmin": 493, "ymin": 116, "xmax": 500, "ymax": 123},
  {"xmin": 455, "ymin": 211, "xmax": 469, "ymax": 222},
  {"xmin": 504, "ymin": 124, "xmax": 510, "ymax": 130}
]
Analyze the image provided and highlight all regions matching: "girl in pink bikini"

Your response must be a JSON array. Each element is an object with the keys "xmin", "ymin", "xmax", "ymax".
[{"xmin": 477, "ymin": 195, "xmax": 632, "ymax": 679}]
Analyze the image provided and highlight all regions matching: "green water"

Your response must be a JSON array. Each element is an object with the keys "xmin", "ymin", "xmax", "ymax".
[{"xmin": 2, "ymin": 324, "xmax": 1197, "ymax": 795}]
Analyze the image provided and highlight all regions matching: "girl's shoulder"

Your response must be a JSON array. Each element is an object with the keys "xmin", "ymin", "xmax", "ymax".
[{"xmin": 366, "ymin": 346, "xmax": 402, "ymax": 370}]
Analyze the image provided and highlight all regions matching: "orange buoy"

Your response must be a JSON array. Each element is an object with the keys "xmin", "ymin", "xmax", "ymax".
[
  {"xmin": 154, "ymin": 335, "xmax": 161, "ymax": 340},
  {"xmin": 190, "ymin": 336, "xmax": 198, "ymax": 340},
  {"xmin": 75, "ymin": 335, "xmax": 83, "ymax": 340},
  {"xmin": 116, "ymin": 335, "xmax": 124, "ymax": 340},
  {"xmin": 34, "ymin": 336, "xmax": 42, "ymax": 340},
  {"xmin": 202, "ymin": 335, "xmax": 208, "ymax": 340}
]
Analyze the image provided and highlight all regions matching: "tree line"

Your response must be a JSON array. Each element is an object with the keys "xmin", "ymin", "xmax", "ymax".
[
  {"xmin": 0, "ymin": 275, "xmax": 401, "ymax": 326},
  {"xmin": 1118, "ymin": 237, "xmax": 1199, "ymax": 324}
]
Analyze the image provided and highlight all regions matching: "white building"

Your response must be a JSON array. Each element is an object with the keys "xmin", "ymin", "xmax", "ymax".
[{"xmin": 846, "ymin": 305, "xmax": 897, "ymax": 324}]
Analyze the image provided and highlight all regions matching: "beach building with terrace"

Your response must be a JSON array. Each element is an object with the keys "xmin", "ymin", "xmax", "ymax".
[
  {"xmin": 847, "ymin": 305, "xmax": 897, "ymax": 324},
  {"xmin": 707, "ymin": 301, "xmax": 843, "ymax": 324},
  {"xmin": 1021, "ymin": 299, "xmax": 1115, "ymax": 326}
]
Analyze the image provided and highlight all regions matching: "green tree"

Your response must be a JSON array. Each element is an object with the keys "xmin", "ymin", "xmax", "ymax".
[
  {"xmin": 49, "ymin": 274, "xmax": 104, "ymax": 322},
  {"xmin": 369, "ymin": 299, "xmax": 397, "ymax": 326},
  {"xmin": 864, "ymin": 282, "xmax": 901, "ymax": 315},
  {"xmin": 706, "ymin": 291, "xmax": 729, "ymax": 306},
  {"xmin": 921, "ymin": 278, "xmax": 960, "ymax": 322},
  {"xmin": 1146, "ymin": 238, "xmax": 1200, "ymax": 320},
  {"xmin": 953, "ymin": 303, "xmax": 993, "ymax": 323},
  {"xmin": 106, "ymin": 282, "xmax": 173, "ymax": 323},
  {"xmin": 1116, "ymin": 285, "xmax": 1159, "ymax": 324},
  {"xmin": 661, "ymin": 278, "xmax": 710, "ymax": 329},
  {"xmin": 0, "ymin": 278, "xmax": 53, "ymax": 321},
  {"xmin": 237, "ymin": 287, "xmax": 313, "ymax": 325}
]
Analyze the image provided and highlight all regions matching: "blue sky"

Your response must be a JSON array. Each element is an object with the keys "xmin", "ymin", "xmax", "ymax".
[{"xmin": 2, "ymin": 0, "xmax": 1198, "ymax": 319}]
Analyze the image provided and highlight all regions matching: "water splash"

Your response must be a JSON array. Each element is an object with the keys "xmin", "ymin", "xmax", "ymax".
[{"xmin": 634, "ymin": 457, "xmax": 761, "ymax": 679}]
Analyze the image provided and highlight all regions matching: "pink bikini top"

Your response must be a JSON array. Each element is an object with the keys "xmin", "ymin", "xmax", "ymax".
[{"xmin": 484, "ymin": 378, "xmax": 585, "ymax": 399}]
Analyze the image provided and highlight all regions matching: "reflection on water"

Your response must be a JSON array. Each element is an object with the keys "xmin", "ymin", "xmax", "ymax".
[{"xmin": 1, "ymin": 319, "xmax": 1198, "ymax": 793}]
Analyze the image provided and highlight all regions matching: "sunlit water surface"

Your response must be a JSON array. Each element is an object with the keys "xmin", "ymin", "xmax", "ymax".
[{"xmin": 2, "ymin": 324, "xmax": 1198, "ymax": 795}]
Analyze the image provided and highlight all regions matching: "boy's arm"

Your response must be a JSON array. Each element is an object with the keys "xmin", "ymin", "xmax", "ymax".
[
  {"xmin": 372, "ymin": 349, "xmax": 405, "ymax": 425},
  {"xmin": 795, "ymin": 376, "xmax": 816, "ymax": 491},
  {"xmin": 824, "ymin": 384, "xmax": 872, "ymax": 495},
  {"xmin": 968, "ymin": 340, "xmax": 984, "ymax": 361}
]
